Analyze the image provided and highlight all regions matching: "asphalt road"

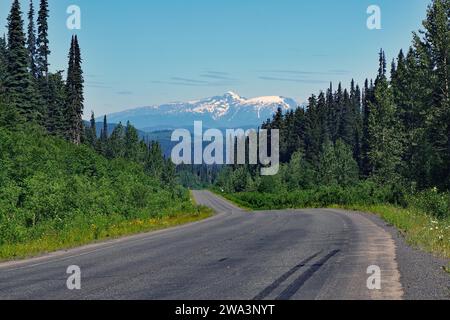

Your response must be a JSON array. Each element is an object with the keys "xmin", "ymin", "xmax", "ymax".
[{"xmin": 0, "ymin": 190, "xmax": 448, "ymax": 300}]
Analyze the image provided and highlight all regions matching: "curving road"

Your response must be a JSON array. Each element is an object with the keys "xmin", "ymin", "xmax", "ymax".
[{"xmin": 0, "ymin": 191, "xmax": 447, "ymax": 300}]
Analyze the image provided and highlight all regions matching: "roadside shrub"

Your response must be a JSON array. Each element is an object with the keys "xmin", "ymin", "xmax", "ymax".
[
  {"xmin": 0, "ymin": 128, "xmax": 197, "ymax": 247},
  {"xmin": 407, "ymin": 189, "xmax": 450, "ymax": 219}
]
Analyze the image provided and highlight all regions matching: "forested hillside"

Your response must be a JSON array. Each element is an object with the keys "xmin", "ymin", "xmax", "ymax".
[
  {"xmin": 0, "ymin": 0, "xmax": 209, "ymax": 260},
  {"xmin": 216, "ymin": 0, "xmax": 449, "ymax": 256}
]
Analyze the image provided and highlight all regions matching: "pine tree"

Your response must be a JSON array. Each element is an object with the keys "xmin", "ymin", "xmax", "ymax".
[
  {"xmin": 318, "ymin": 140, "xmax": 359, "ymax": 187},
  {"xmin": 65, "ymin": 35, "xmax": 84, "ymax": 144},
  {"xmin": 420, "ymin": 0, "xmax": 450, "ymax": 187},
  {"xmin": 304, "ymin": 95, "xmax": 321, "ymax": 164},
  {"xmin": 361, "ymin": 79, "xmax": 374, "ymax": 177},
  {"xmin": 316, "ymin": 91, "xmax": 330, "ymax": 145},
  {"xmin": 46, "ymin": 71, "xmax": 66, "ymax": 135},
  {"xmin": 352, "ymin": 82, "xmax": 363, "ymax": 170},
  {"xmin": 332, "ymin": 83, "xmax": 344, "ymax": 142},
  {"xmin": 108, "ymin": 123, "xmax": 125, "ymax": 158},
  {"xmin": 338, "ymin": 88, "xmax": 354, "ymax": 146},
  {"xmin": 146, "ymin": 141, "xmax": 165, "ymax": 179},
  {"xmin": 368, "ymin": 52, "xmax": 404, "ymax": 183},
  {"xmin": 162, "ymin": 158, "xmax": 177, "ymax": 191},
  {"xmin": 125, "ymin": 121, "xmax": 139, "ymax": 161},
  {"xmin": 85, "ymin": 111, "xmax": 97, "ymax": 147},
  {"xmin": 326, "ymin": 82, "xmax": 336, "ymax": 141},
  {"xmin": 36, "ymin": 0, "xmax": 50, "ymax": 79},
  {"xmin": 377, "ymin": 49, "xmax": 387, "ymax": 81},
  {"xmin": 0, "ymin": 35, "xmax": 7, "ymax": 96},
  {"xmin": 27, "ymin": 0, "xmax": 38, "ymax": 79},
  {"xmin": 6, "ymin": 0, "xmax": 35, "ymax": 122},
  {"xmin": 101, "ymin": 115, "xmax": 108, "ymax": 142}
]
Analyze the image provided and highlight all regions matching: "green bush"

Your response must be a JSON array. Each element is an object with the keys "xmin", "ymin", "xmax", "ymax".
[
  {"xmin": 222, "ymin": 181, "xmax": 449, "ymax": 221},
  {"xmin": 221, "ymin": 181, "xmax": 409, "ymax": 210},
  {"xmin": 0, "ymin": 127, "xmax": 197, "ymax": 247},
  {"xmin": 407, "ymin": 189, "xmax": 450, "ymax": 219}
]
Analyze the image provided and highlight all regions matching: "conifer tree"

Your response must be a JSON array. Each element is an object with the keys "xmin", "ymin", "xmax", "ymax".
[
  {"xmin": 27, "ymin": 0, "xmax": 38, "ymax": 79},
  {"xmin": 361, "ymin": 79, "xmax": 374, "ymax": 177},
  {"xmin": 326, "ymin": 82, "xmax": 335, "ymax": 141},
  {"xmin": 162, "ymin": 158, "xmax": 177, "ymax": 191},
  {"xmin": 125, "ymin": 121, "xmax": 139, "ymax": 161},
  {"xmin": 146, "ymin": 141, "xmax": 165, "ymax": 179},
  {"xmin": 85, "ymin": 111, "xmax": 97, "ymax": 147},
  {"xmin": 338, "ymin": 88, "xmax": 354, "ymax": 146},
  {"xmin": 37, "ymin": 0, "xmax": 50, "ymax": 79},
  {"xmin": 331, "ymin": 83, "xmax": 344, "ymax": 142},
  {"xmin": 0, "ymin": 35, "xmax": 7, "ymax": 96},
  {"xmin": 304, "ymin": 95, "xmax": 321, "ymax": 163},
  {"xmin": 108, "ymin": 122, "xmax": 125, "ymax": 158},
  {"xmin": 420, "ymin": 0, "xmax": 450, "ymax": 187},
  {"xmin": 100, "ymin": 115, "xmax": 108, "ymax": 141},
  {"xmin": 368, "ymin": 52, "xmax": 404, "ymax": 183},
  {"xmin": 6, "ymin": 0, "xmax": 35, "ymax": 122},
  {"xmin": 46, "ymin": 71, "xmax": 66, "ymax": 135},
  {"xmin": 316, "ymin": 91, "xmax": 330, "ymax": 145},
  {"xmin": 351, "ymin": 82, "xmax": 363, "ymax": 170},
  {"xmin": 65, "ymin": 35, "xmax": 84, "ymax": 144}
]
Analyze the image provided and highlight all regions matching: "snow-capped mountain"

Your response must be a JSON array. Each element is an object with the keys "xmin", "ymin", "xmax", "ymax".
[{"xmin": 103, "ymin": 92, "xmax": 298, "ymax": 132}]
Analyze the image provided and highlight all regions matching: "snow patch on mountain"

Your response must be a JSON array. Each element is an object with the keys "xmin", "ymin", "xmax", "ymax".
[{"xmin": 103, "ymin": 92, "xmax": 299, "ymax": 132}]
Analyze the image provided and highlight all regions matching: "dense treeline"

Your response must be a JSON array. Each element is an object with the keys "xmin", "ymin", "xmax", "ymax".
[
  {"xmin": 0, "ymin": 127, "xmax": 192, "ymax": 246},
  {"xmin": 85, "ymin": 113, "xmax": 177, "ymax": 187},
  {"xmin": 1, "ymin": 0, "xmax": 84, "ymax": 140},
  {"xmin": 216, "ymin": 0, "xmax": 449, "ymax": 217},
  {"xmin": 0, "ymin": 0, "xmax": 199, "ymax": 256},
  {"xmin": 0, "ymin": 0, "xmax": 174, "ymax": 180}
]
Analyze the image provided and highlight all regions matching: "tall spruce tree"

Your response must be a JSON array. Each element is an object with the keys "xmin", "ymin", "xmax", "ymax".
[
  {"xmin": 361, "ymin": 79, "xmax": 374, "ymax": 177},
  {"xmin": 125, "ymin": 121, "xmax": 139, "ymax": 161},
  {"xmin": 6, "ymin": 0, "xmax": 35, "ymax": 122},
  {"xmin": 100, "ymin": 115, "xmax": 108, "ymax": 141},
  {"xmin": 304, "ymin": 95, "xmax": 322, "ymax": 164},
  {"xmin": 146, "ymin": 141, "xmax": 165, "ymax": 179},
  {"xmin": 36, "ymin": 0, "xmax": 50, "ymax": 79},
  {"xmin": 27, "ymin": 0, "xmax": 38, "ymax": 79},
  {"xmin": 85, "ymin": 111, "xmax": 97, "ymax": 147},
  {"xmin": 108, "ymin": 122, "xmax": 125, "ymax": 158},
  {"xmin": 368, "ymin": 50, "xmax": 404, "ymax": 183},
  {"xmin": 65, "ymin": 35, "xmax": 84, "ymax": 144},
  {"xmin": 0, "ymin": 35, "xmax": 7, "ymax": 96},
  {"xmin": 420, "ymin": 0, "xmax": 450, "ymax": 187},
  {"xmin": 46, "ymin": 71, "xmax": 66, "ymax": 135},
  {"xmin": 338, "ymin": 88, "xmax": 354, "ymax": 146}
]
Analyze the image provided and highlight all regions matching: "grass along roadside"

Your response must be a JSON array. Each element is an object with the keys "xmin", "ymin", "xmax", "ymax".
[
  {"xmin": 214, "ymin": 190, "xmax": 450, "ymax": 260},
  {"xmin": 0, "ymin": 205, "xmax": 213, "ymax": 262},
  {"xmin": 331, "ymin": 204, "xmax": 450, "ymax": 260}
]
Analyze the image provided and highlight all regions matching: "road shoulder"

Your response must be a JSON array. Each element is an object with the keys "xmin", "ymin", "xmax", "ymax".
[{"xmin": 359, "ymin": 211, "xmax": 449, "ymax": 300}]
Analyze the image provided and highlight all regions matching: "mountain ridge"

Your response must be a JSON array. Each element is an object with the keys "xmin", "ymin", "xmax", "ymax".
[{"xmin": 101, "ymin": 92, "xmax": 299, "ymax": 132}]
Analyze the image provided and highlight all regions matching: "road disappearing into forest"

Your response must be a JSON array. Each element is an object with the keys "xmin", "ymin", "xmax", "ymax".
[{"xmin": 0, "ymin": 191, "xmax": 448, "ymax": 300}]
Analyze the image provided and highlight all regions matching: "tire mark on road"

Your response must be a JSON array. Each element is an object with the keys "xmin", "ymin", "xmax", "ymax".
[
  {"xmin": 275, "ymin": 250, "xmax": 340, "ymax": 300},
  {"xmin": 253, "ymin": 251, "xmax": 321, "ymax": 300}
]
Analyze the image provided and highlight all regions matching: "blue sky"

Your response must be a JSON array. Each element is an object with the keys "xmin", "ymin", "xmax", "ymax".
[{"xmin": 1, "ymin": 0, "xmax": 430, "ymax": 118}]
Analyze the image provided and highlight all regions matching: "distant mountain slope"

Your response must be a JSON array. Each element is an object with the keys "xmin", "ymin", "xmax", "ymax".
[
  {"xmin": 102, "ymin": 92, "xmax": 299, "ymax": 131},
  {"xmin": 84, "ymin": 121, "xmax": 174, "ymax": 157},
  {"xmin": 84, "ymin": 121, "xmax": 148, "ymax": 140}
]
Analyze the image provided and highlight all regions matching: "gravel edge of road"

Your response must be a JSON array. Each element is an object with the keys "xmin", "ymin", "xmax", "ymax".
[{"xmin": 357, "ymin": 212, "xmax": 450, "ymax": 300}]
